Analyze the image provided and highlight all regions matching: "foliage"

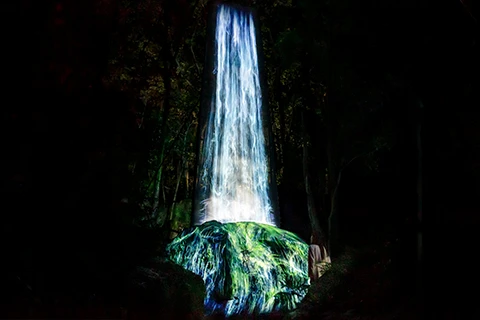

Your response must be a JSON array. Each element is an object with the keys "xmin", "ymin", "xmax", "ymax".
[
  {"xmin": 104, "ymin": 0, "xmax": 208, "ymax": 225},
  {"xmin": 7, "ymin": 0, "xmax": 473, "ymax": 318},
  {"xmin": 166, "ymin": 221, "xmax": 309, "ymax": 316},
  {"xmin": 170, "ymin": 199, "xmax": 193, "ymax": 233},
  {"xmin": 99, "ymin": 0, "xmax": 400, "ymax": 238}
]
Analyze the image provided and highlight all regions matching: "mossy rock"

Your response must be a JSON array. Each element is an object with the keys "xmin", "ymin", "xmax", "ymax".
[{"xmin": 166, "ymin": 221, "xmax": 309, "ymax": 317}]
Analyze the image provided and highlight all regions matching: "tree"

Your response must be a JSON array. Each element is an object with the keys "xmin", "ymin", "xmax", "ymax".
[
  {"xmin": 257, "ymin": 0, "xmax": 397, "ymax": 256},
  {"xmin": 105, "ymin": 0, "xmax": 207, "ymax": 230}
]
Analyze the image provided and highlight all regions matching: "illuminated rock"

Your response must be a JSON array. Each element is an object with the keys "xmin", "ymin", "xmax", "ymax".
[{"xmin": 166, "ymin": 221, "xmax": 309, "ymax": 316}]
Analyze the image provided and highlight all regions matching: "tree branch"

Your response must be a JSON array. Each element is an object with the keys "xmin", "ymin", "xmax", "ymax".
[
  {"xmin": 143, "ymin": 110, "xmax": 196, "ymax": 193},
  {"xmin": 340, "ymin": 143, "xmax": 386, "ymax": 175},
  {"xmin": 460, "ymin": 0, "xmax": 477, "ymax": 24}
]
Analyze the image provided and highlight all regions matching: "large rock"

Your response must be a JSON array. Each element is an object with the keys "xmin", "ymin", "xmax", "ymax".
[
  {"xmin": 126, "ymin": 260, "xmax": 206, "ymax": 319},
  {"xmin": 166, "ymin": 221, "xmax": 309, "ymax": 317}
]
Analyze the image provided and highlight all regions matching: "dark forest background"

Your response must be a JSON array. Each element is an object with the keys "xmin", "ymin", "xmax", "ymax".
[{"xmin": 1, "ymin": 0, "xmax": 478, "ymax": 318}]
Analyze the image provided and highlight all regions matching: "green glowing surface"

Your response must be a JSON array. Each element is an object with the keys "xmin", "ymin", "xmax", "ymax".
[{"xmin": 166, "ymin": 221, "xmax": 309, "ymax": 316}]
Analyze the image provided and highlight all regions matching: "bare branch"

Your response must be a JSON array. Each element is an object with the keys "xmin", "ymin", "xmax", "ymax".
[
  {"xmin": 190, "ymin": 44, "xmax": 202, "ymax": 79},
  {"xmin": 340, "ymin": 142, "xmax": 387, "ymax": 174}
]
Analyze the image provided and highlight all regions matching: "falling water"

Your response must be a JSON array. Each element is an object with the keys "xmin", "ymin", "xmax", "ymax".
[
  {"xmin": 194, "ymin": 4, "xmax": 276, "ymax": 226},
  {"xmin": 169, "ymin": 8, "xmax": 308, "ymax": 315}
]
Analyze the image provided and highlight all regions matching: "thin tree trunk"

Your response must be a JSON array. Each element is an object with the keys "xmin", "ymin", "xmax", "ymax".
[
  {"xmin": 169, "ymin": 159, "xmax": 183, "ymax": 221},
  {"xmin": 301, "ymin": 111, "xmax": 323, "ymax": 243},
  {"xmin": 324, "ymin": 99, "xmax": 340, "ymax": 257},
  {"xmin": 327, "ymin": 146, "xmax": 381, "ymax": 257},
  {"xmin": 191, "ymin": 1, "xmax": 217, "ymax": 226},
  {"xmin": 166, "ymin": 160, "xmax": 183, "ymax": 240},
  {"xmin": 152, "ymin": 163, "xmax": 163, "ymax": 214},
  {"xmin": 162, "ymin": 180, "xmax": 167, "ymax": 205},
  {"xmin": 327, "ymin": 167, "xmax": 341, "ymax": 257},
  {"xmin": 152, "ymin": 74, "xmax": 171, "ymax": 219},
  {"xmin": 169, "ymin": 123, "xmax": 192, "ymax": 223},
  {"xmin": 151, "ymin": 0, "xmax": 176, "ymax": 220},
  {"xmin": 185, "ymin": 160, "xmax": 190, "ymax": 197},
  {"xmin": 273, "ymin": 70, "xmax": 287, "ymax": 168},
  {"xmin": 416, "ymin": 99, "xmax": 423, "ymax": 305},
  {"xmin": 323, "ymin": 0, "xmax": 337, "ymax": 257}
]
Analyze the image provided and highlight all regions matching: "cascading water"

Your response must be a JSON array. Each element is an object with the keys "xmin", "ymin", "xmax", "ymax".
[
  {"xmin": 194, "ymin": 4, "xmax": 276, "ymax": 226},
  {"xmin": 167, "ymin": 5, "xmax": 310, "ymax": 317}
]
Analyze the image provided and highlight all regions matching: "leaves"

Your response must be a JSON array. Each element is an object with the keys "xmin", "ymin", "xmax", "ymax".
[{"xmin": 101, "ymin": 0, "xmax": 205, "ymax": 224}]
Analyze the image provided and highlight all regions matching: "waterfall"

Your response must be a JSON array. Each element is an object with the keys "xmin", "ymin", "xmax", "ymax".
[
  {"xmin": 167, "ymin": 6, "xmax": 309, "ymax": 317},
  {"xmin": 194, "ymin": 4, "xmax": 276, "ymax": 226}
]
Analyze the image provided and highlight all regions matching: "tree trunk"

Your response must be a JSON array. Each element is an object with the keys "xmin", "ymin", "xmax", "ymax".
[
  {"xmin": 185, "ymin": 160, "xmax": 190, "ymax": 197},
  {"xmin": 152, "ymin": 73, "xmax": 172, "ymax": 221},
  {"xmin": 273, "ymin": 69, "xmax": 287, "ymax": 168},
  {"xmin": 324, "ymin": 98, "xmax": 340, "ymax": 257},
  {"xmin": 416, "ymin": 99, "xmax": 423, "ymax": 304},
  {"xmin": 301, "ymin": 111, "xmax": 323, "ymax": 243},
  {"xmin": 152, "ymin": 162, "xmax": 164, "ymax": 217},
  {"xmin": 191, "ymin": 2, "xmax": 217, "ymax": 226},
  {"xmin": 327, "ymin": 167, "xmax": 341, "ymax": 257},
  {"xmin": 169, "ymin": 123, "xmax": 192, "ymax": 224},
  {"xmin": 171, "ymin": 159, "xmax": 183, "ymax": 210},
  {"xmin": 169, "ymin": 159, "xmax": 183, "ymax": 222}
]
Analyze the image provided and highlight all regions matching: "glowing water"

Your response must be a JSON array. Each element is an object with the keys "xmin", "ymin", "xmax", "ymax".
[{"xmin": 195, "ymin": 4, "xmax": 275, "ymax": 226}]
